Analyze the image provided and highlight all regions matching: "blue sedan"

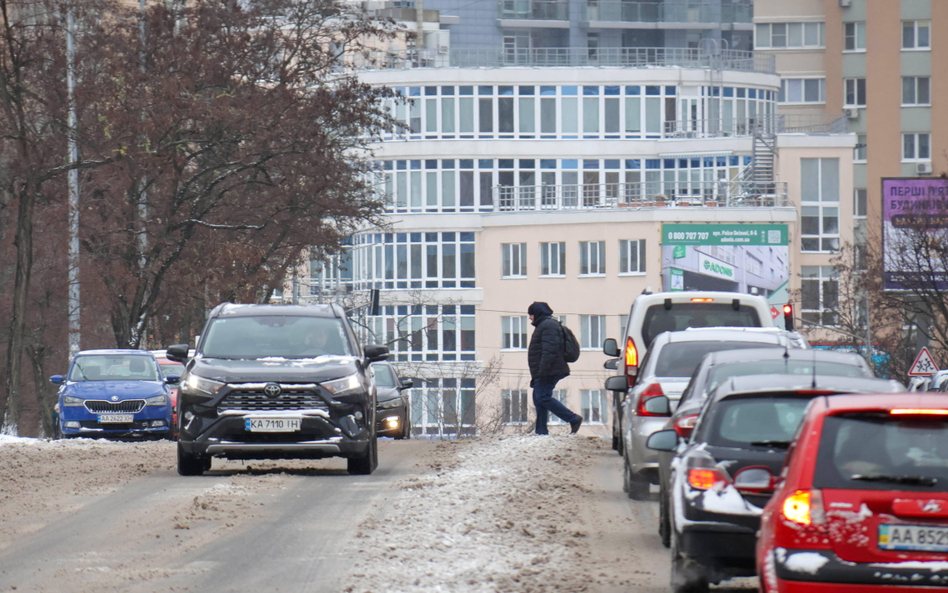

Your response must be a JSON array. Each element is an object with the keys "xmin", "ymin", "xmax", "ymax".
[{"xmin": 51, "ymin": 350, "xmax": 176, "ymax": 440}]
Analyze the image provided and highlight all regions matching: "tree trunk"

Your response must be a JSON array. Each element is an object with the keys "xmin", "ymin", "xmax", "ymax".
[
  {"xmin": 4, "ymin": 187, "xmax": 36, "ymax": 434},
  {"xmin": 26, "ymin": 340, "xmax": 54, "ymax": 439}
]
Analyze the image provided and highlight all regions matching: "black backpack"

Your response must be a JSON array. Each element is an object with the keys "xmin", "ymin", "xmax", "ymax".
[{"xmin": 559, "ymin": 321, "xmax": 581, "ymax": 363}]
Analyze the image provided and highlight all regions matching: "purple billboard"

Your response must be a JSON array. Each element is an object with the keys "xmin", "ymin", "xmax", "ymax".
[{"xmin": 883, "ymin": 178, "xmax": 948, "ymax": 290}]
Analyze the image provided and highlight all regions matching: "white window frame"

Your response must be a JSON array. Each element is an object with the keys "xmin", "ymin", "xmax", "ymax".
[
  {"xmin": 854, "ymin": 133, "xmax": 867, "ymax": 163},
  {"xmin": 902, "ymin": 20, "xmax": 931, "ymax": 50},
  {"xmin": 902, "ymin": 133, "xmax": 931, "ymax": 162},
  {"xmin": 580, "ymin": 315, "xmax": 606, "ymax": 350},
  {"xmin": 902, "ymin": 76, "xmax": 931, "ymax": 106},
  {"xmin": 618, "ymin": 239, "xmax": 646, "ymax": 275},
  {"xmin": 549, "ymin": 389, "xmax": 569, "ymax": 424},
  {"xmin": 800, "ymin": 158, "xmax": 840, "ymax": 253},
  {"xmin": 778, "ymin": 78, "xmax": 825, "ymax": 104},
  {"xmin": 579, "ymin": 241, "xmax": 606, "ymax": 276},
  {"xmin": 755, "ymin": 22, "xmax": 825, "ymax": 49},
  {"xmin": 844, "ymin": 22, "xmax": 866, "ymax": 52},
  {"xmin": 580, "ymin": 389, "xmax": 607, "ymax": 424},
  {"xmin": 854, "ymin": 188, "xmax": 867, "ymax": 219},
  {"xmin": 844, "ymin": 78, "xmax": 866, "ymax": 108},
  {"xmin": 801, "ymin": 265, "xmax": 839, "ymax": 327},
  {"xmin": 501, "ymin": 389, "xmax": 529, "ymax": 424},
  {"xmin": 502, "ymin": 242, "xmax": 527, "ymax": 278},
  {"xmin": 501, "ymin": 316, "xmax": 528, "ymax": 350},
  {"xmin": 539, "ymin": 241, "xmax": 566, "ymax": 276}
]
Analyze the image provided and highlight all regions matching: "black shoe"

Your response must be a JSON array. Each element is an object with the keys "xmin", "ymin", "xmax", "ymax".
[{"xmin": 570, "ymin": 416, "xmax": 583, "ymax": 434}]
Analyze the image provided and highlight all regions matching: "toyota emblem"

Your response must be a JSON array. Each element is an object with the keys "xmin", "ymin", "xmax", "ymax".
[{"xmin": 264, "ymin": 383, "xmax": 282, "ymax": 398}]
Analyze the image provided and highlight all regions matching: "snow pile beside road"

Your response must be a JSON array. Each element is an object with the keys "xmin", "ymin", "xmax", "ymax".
[{"xmin": 345, "ymin": 435, "xmax": 594, "ymax": 593}]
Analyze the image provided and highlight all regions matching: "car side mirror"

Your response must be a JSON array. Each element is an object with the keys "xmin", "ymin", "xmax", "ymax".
[
  {"xmin": 166, "ymin": 344, "xmax": 190, "ymax": 363},
  {"xmin": 604, "ymin": 375, "xmax": 627, "ymax": 392},
  {"xmin": 646, "ymin": 429, "xmax": 679, "ymax": 452},
  {"xmin": 603, "ymin": 358, "xmax": 618, "ymax": 370},
  {"xmin": 399, "ymin": 378, "xmax": 414, "ymax": 390},
  {"xmin": 602, "ymin": 338, "xmax": 619, "ymax": 357},
  {"xmin": 642, "ymin": 395, "xmax": 671, "ymax": 416},
  {"xmin": 49, "ymin": 375, "xmax": 64, "ymax": 385},
  {"xmin": 164, "ymin": 375, "xmax": 181, "ymax": 385},
  {"xmin": 365, "ymin": 344, "xmax": 390, "ymax": 362}
]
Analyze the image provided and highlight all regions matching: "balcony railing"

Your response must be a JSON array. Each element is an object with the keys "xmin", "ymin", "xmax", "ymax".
[
  {"xmin": 493, "ymin": 180, "xmax": 790, "ymax": 213},
  {"xmin": 498, "ymin": 0, "xmax": 569, "ymax": 20},
  {"xmin": 355, "ymin": 46, "xmax": 776, "ymax": 74},
  {"xmin": 663, "ymin": 114, "xmax": 847, "ymax": 139},
  {"xmin": 582, "ymin": 1, "xmax": 752, "ymax": 24}
]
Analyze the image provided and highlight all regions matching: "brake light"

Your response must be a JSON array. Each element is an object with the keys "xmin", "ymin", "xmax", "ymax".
[
  {"xmin": 690, "ymin": 298, "xmax": 714, "ymax": 302},
  {"xmin": 890, "ymin": 408, "xmax": 948, "ymax": 415},
  {"xmin": 687, "ymin": 468, "xmax": 730, "ymax": 490},
  {"xmin": 674, "ymin": 414, "xmax": 699, "ymax": 438},
  {"xmin": 782, "ymin": 489, "xmax": 825, "ymax": 526},
  {"xmin": 636, "ymin": 383, "xmax": 666, "ymax": 417},
  {"xmin": 624, "ymin": 337, "xmax": 638, "ymax": 368}
]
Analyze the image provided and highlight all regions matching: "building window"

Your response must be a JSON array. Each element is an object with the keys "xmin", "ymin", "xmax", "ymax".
[
  {"xmin": 409, "ymin": 377, "xmax": 475, "ymax": 435},
  {"xmin": 540, "ymin": 241, "xmax": 566, "ymax": 276},
  {"xmin": 844, "ymin": 22, "xmax": 866, "ymax": 51},
  {"xmin": 778, "ymin": 78, "xmax": 825, "ymax": 104},
  {"xmin": 580, "ymin": 315, "xmax": 605, "ymax": 349},
  {"xmin": 854, "ymin": 188, "xmax": 867, "ymax": 218},
  {"xmin": 581, "ymin": 389, "xmax": 607, "ymax": 424},
  {"xmin": 903, "ymin": 20, "xmax": 931, "ymax": 50},
  {"xmin": 501, "ymin": 316, "xmax": 528, "ymax": 350},
  {"xmin": 364, "ymin": 304, "xmax": 476, "ymax": 363},
  {"xmin": 801, "ymin": 206, "xmax": 839, "ymax": 252},
  {"xmin": 903, "ymin": 133, "xmax": 931, "ymax": 161},
  {"xmin": 579, "ymin": 241, "xmax": 606, "ymax": 275},
  {"xmin": 902, "ymin": 77, "xmax": 931, "ymax": 106},
  {"xmin": 801, "ymin": 266, "xmax": 838, "ymax": 326},
  {"xmin": 854, "ymin": 134, "xmax": 867, "ymax": 162},
  {"xmin": 755, "ymin": 22, "xmax": 825, "ymax": 49},
  {"xmin": 502, "ymin": 242, "xmax": 527, "ymax": 278},
  {"xmin": 548, "ymin": 390, "xmax": 569, "ymax": 424},
  {"xmin": 844, "ymin": 78, "xmax": 866, "ymax": 107},
  {"xmin": 801, "ymin": 158, "xmax": 840, "ymax": 253},
  {"xmin": 502, "ymin": 389, "xmax": 529, "ymax": 424},
  {"xmin": 618, "ymin": 239, "xmax": 646, "ymax": 274}
]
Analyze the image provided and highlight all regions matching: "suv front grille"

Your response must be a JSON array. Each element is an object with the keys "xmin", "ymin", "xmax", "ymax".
[
  {"xmin": 218, "ymin": 386, "xmax": 329, "ymax": 412},
  {"xmin": 85, "ymin": 400, "xmax": 146, "ymax": 413}
]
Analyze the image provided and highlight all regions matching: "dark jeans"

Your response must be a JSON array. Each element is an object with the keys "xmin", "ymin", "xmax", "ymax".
[{"xmin": 532, "ymin": 377, "xmax": 580, "ymax": 435}]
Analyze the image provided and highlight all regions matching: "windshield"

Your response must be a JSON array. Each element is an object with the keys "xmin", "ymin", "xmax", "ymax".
[
  {"xmin": 372, "ymin": 364, "xmax": 398, "ymax": 388},
  {"xmin": 641, "ymin": 303, "xmax": 761, "ymax": 347},
  {"xmin": 654, "ymin": 341, "xmax": 780, "ymax": 378},
  {"xmin": 814, "ymin": 415, "xmax": 948, "ymax": 492},
  {"xmin": 69, "ymin": 355, "xmax": 159, "ymax": 382},
  {"xmin": 201, "ymin": 316, "xmax": 352, "ymax": 359},
  {"xmin": 705, "ymin": 360, "xmax": 868, "ymax": 394},
  {"xmin": 706, "ymin": 397, "xmax": 811, "ymax": 448}
]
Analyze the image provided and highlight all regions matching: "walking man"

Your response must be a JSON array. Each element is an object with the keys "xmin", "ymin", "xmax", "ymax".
[{"xmin": 527, "ymin": 301, "xmax": 583, "ymax": 435}]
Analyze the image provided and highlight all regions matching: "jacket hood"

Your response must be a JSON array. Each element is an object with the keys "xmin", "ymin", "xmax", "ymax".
[{"xmin": 528, "ymin": 301, "xmax": 554, "ymax": 317}]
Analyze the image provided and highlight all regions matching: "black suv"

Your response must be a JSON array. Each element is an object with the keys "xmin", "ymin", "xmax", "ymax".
[{"xmin": 167, "ymin": 303, "xmax": 389, "ymax": 476}]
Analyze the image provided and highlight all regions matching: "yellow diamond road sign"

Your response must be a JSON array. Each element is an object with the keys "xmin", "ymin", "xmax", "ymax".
[{"xmin": 909, "ymin": 347, "xmax": 938, "ymax": 376}]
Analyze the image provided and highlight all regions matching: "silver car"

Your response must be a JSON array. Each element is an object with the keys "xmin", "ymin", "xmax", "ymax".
[{"xmin": 615, "ymin": 327, "xmax": 809, "ymax": 500}]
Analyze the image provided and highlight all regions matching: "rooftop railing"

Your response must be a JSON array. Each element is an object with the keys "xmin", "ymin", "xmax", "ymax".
[
  {"xmin": 354, "ymin": 46, "xmax": 776, "ymax": 74},
  {"xmin": 493, "ymin": 180, "xmax": 790, "ymax": 213},
  {"xmin": 581, "ymin": 1, "xmax": 752, "ymax": 24},
  {"xmin": 663, "ymin": 114, "xmax": 847, "ymax": 139},
  {"xmin": 498, "ymin": 0, "xmax": 569, "ymax": 21}
]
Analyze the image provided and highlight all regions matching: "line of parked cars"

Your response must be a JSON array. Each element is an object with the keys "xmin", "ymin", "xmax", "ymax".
[{"xmin": 603, "ymin": 289, "xmax": 948, "ymax": 593}]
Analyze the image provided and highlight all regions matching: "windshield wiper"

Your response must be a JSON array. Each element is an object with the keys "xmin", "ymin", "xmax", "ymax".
[
  {"xmin": 749, "ymin": 440, "xmax": 791, "ymax": 449},
  {"xmin": 851, "ymin": 474, "xmax": 938, "ymax": 486}
]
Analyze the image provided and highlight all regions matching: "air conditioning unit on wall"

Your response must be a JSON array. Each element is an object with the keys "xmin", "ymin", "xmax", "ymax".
[
  {"xmin": 917, "ymin": 162, "xmax": 933, "ymax": 175},
  {"xmin": 844, "ymin": 108, "xmax": 859, "ymax": 119},
  {"xmin": 839, "ymin": 0, "xmax": 852, "ymax": 7}
]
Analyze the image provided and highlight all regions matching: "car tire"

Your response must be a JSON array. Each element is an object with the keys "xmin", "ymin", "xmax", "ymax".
[
  {"xmin": 659, "ymin": 483, "xmax": 671, "ymax": 548},
  {"xmin": 348, "ymin": 433, "xmax": 378, "ymax": 475},
  {"xmin": 671, "ymin": 529, "xmax": 709, "ymax": 593},
  {"xmin": 624, "ymin": 457, "xmax": 650, "ymax": 500},
  {"xmin": 177, "ymin": 443, "xmax": 208, "ymax": 476}
]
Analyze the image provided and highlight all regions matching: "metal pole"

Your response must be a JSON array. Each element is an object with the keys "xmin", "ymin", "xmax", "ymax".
[
  {"xmin": 67, "ymin": 9, "xmax": 81, "ymax": 358},
  {"xmin": 138, "ymin": 0, "xmax": 147, "ymax": 266},
  {"xmin": 864, "ymin": 289, "xmax": 872, "ymax": 369}
]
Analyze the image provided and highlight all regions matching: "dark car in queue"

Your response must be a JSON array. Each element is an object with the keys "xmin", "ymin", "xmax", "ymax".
[
  {"xmin": 169, "ymin": 303, "xmax": 389, "ymax": 476},
  {"xmin": 757, "ymin": 392, "xmax": 948, "ymax": 593},
  {"xmin": 372, "ymin": 361, "xmax": 413, "ymax": 439},
  {"xmin": 654, "ymin": 348, "xmax": 876, "ymax": 547},
  {"xmin": 51, "ymin": 349, "xmax": 175, "ymax": 440},
  {"xmin": 606, "ymin": 327, "xmax": 807, "ymax": 500},
  {"xmin": 647, "ymin": 374, "xmax": 905, "ymax": 593},
  {"xmin": 152, "ymin": 350, "xmax": 186, "ymax": 439}
]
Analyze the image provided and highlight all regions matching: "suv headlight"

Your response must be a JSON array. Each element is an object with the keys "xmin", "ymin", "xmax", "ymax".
[
  {"xmin": 378, "ymin": 398, "xmax": 402, "ymax": 409},
  {"xmin": 183, "ymin": 374, "xmax": 225, "ymax": 396},
  {"xmin": 63, "ymin": 395, "xmax": 84, "ymax": 407},
  {"xmin": 145, "ymin": 394, "xmax": 169, "ymax": 406},
  {"xmin": 321, "ymin": 373, "xmax": 362, "ymax": 396}
]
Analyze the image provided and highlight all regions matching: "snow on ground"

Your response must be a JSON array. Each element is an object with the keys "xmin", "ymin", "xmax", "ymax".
[{"xmin": 344, "ymin": 435, "xmax": 595, "ymax": 593}]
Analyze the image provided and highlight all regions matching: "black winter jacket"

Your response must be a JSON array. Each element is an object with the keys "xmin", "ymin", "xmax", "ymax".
[{"xmin": 528, "ymin": 313, "xmax": 570, "ymax": 383}]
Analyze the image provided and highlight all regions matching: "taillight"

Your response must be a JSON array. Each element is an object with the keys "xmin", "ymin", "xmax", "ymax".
[
  {"xmin": 782, "ymin": 489, "xmax": 825, "ymax": 526},
  {"xmin": 690, "ymin": 298, "xmax": 714, "ymax": 302},
  {"xmin": 624, "ymin": 337, "xmax": 638, "ymax": 388},
  {"xmin": 687, "ymin": 468, "xmax": 730, "ymax": 490},
  {"xmin": 891, "ymin": 408, "xmax": 948, "ymax": 416},
  {"xmin": 674, "ymin": 414, "xmax": 698, "ymax": 438},
  {"xmin": 637, "ymin": 384, "xmax": 665, "ymax": 417}
]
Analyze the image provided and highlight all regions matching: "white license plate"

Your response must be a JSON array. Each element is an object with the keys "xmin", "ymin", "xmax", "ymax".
[
  {"xmin": 244, "ymin": 418, "xmax": 301, "ymax": 432},
  {"xmin": 98, "ymin": 414, "xmax": 134, "ymax": 423},
  {"xmin": 879, "ymin": 524, "xmax": 948, "ymax": 552}
]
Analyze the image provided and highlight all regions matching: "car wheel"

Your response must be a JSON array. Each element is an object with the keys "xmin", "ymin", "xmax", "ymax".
[
  {"xmin": 659, "ymin": 483, "xmax": 671, "ymax": 548},
  {"xmin": 177, "ymin": 443, "xmax": 207, "ymax": 476},
  {"xmin": 625, "ymin": 457, "xmax": 649, "ymax": 500},
  {"xmin": 671, "ymin": 529, "xmax": 709, "ymax": 593},
  {"xmin": 348, "ymin": 433, "xmax": 378, "ymax": 475}
]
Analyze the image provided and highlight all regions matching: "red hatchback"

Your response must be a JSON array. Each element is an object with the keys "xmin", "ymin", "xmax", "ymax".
[{"xmin": 757, "ymin": 393, "xmax": 948, "ymax": 592}]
